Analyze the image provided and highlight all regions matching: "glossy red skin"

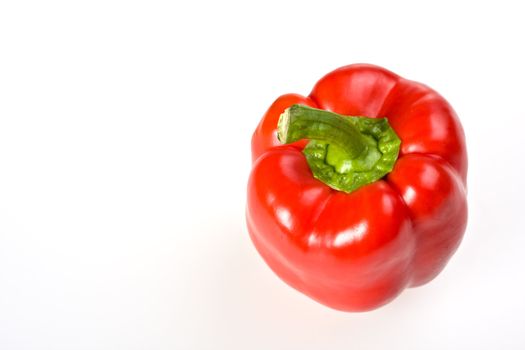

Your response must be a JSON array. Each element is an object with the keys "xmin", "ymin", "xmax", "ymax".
[{"xmin": 247, "ymin": 64, "xmax": 468, "ymax": 311}]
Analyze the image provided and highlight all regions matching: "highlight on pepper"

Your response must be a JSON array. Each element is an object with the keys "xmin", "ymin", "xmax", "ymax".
[{"xmin": 247, "ymin": 64, "xmax": 468, "ymax": 312}]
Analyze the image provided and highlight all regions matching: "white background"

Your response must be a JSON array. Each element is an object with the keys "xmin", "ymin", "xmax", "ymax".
[{"xmin": 1, "ymin": 1, "xmax": 524, "ymax": 349}]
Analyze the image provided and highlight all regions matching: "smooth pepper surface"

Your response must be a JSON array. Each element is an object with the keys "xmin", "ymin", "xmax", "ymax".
[{"xmin": 247, "ymin": 64, "xmax": 468, "ymax": 311}]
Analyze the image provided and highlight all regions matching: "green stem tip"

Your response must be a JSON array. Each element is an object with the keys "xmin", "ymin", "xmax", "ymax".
[{"xmin": 277, "ymin": 105, "xmax": 401, "ymax": 193}]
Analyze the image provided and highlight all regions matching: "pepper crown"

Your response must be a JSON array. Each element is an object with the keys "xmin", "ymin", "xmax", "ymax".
[{"xmin": 277, "ymin": 104, "xmax": 401, "ymax": 193}]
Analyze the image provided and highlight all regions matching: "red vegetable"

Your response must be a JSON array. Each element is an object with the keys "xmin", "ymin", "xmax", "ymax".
[{"xmin": 247, "ymin": 64, "xmax": 468, "ymax": 311}]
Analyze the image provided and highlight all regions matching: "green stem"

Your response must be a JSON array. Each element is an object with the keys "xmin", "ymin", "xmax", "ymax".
[
  {"xmin": 277, "ymin": 105, "xmax": 401, "ymax": 193},
  {"xmin": 277, "ymin": 105, "xmax": 367, "ymax": 159}
]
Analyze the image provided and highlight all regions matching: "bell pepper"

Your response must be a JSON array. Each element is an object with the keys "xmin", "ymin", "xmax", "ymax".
[{"xmin": 246, "ymin": 64, "xmax": 468, "ymax": 312}]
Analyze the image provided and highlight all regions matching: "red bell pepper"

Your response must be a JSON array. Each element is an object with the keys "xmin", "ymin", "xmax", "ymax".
[{"xmin": 247, "ymin": 64, "xmax": 468, "ymax": 311}]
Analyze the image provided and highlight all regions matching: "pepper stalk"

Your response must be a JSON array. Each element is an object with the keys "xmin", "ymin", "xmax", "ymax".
[{"xmin": 277, "ymin": 104, "xmax": 401, "ymax": 193}]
